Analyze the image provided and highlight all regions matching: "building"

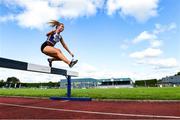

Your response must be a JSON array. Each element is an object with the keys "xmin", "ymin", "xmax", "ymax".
[
  {"xmin": 97, "ymin": 78, "xmax": 133, "ymax": 88},
  {"xmin": 60, "ymin": 78, "xmax": 97, "ymax": 88},
  {"xmin": 159, "ymin": 75, "xmax": 180, "ymax": 87},
  {"xmin": 60, "ymin": 78, "xmax": 133, "ymax": 89}
]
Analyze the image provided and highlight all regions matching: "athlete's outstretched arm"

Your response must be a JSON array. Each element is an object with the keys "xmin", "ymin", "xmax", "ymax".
[{"xmin": 60, "ymin": 38, "xmax": 74, "ymax": 57}]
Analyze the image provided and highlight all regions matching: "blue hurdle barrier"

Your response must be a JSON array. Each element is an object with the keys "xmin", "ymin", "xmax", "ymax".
[{"xmin": 0, "ymin": 57, "xmax": 91, "ymax": 101}]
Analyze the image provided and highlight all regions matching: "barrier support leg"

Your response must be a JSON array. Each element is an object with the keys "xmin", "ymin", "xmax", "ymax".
[
  {"xmin": 50, "ymin": 76, "xmax": 92, "ymax": 101},
  {"xmin": 67, "ymin": 76, "xmax": 71, "ymax": 98}
]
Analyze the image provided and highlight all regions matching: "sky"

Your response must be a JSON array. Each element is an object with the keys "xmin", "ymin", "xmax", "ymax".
[{"xmin": 0, "ymin": 0, "xmax": 180, "ymax": 83}]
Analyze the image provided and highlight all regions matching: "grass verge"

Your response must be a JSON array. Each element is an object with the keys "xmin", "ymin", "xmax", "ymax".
[{"xmin": 0, "ymin": 87, "xmax": 180, "ymax": 100}]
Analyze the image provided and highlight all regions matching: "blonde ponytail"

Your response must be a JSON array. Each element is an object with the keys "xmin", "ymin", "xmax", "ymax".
[{"xmin": 48, "ymin": 20, "xmax": 62, "ymax": 28}]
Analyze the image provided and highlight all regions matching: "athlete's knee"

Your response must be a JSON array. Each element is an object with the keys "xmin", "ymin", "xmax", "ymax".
[
  {"xmin": 56, "ymin": 48, "xmax": 62, "ymax": 53},
  {"xmin": 55, "ymin": 50, "xmax": 62, "ymax": 56}
]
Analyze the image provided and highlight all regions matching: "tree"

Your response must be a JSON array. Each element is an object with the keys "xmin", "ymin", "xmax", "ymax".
[
  {"xmin": 6, "ymin": 77, "xmax": 20, "ymax": 88},
  {"xmin": 0, "ymin": 80, "xmax": 5, "ymax": 87},
  {"xmin": 175, "ymin": 72, "xmax": 180, "ymax": 76},
  {"xmin": 177, "ymin": 72, "xmax": 180, "ymax": 76}
]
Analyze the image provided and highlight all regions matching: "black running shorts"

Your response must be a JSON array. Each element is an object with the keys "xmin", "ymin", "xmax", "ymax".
[{"xmin": 40, "ymin": 41, "xmax": 53, "ymax": 53}]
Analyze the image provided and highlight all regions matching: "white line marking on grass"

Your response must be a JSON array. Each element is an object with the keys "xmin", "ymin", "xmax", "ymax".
[{"xmin": 0, "ymin": 102, "xmax": 180, "ymax": 119}]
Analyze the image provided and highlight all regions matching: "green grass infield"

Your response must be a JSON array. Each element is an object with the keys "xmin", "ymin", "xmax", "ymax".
[{"xmin": 0, "ymin": 87, "xmax": 180, "ymax": 100}]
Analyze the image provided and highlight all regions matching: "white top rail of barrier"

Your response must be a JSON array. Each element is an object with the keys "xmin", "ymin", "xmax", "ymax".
[{"xmin": 0, "ymin": 57, "xmax": 78, "ymax": 77}]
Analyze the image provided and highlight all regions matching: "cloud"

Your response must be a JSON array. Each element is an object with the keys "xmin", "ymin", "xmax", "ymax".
[
  {"xmin": 129, "ymin": 22, "xmax": 178, "ymax": 69},
  {"xmin": 0, "ymin": 0, "xmax": 104, "ymax": 29},
  {"xmin": 0, "ymin": 68, "xmax": 62, "ymax": 83},
  {"xmin": 76, "ymin": 63, "xmax": 98, "ymax": 78},
  {"xmin": 0, "ymin": 14, "xmax": 15, "ymax": 22},
  {"xmin": 73, "ymin": 63, "xmax": 135, "ymax": 79},
  {"xmin": 79, "ymin": 63, "xmax": 97, "ymax": 73},
  {"xmin": 74, "ymin": 62, "xmax": 178, "ymax": 80},
  {"xmin": 0, "ymin": 0, "xmax": 160, "ymax": 29},
  {"xmin": 130, "ymin": 48, "xmax": 162, "ymax": 59},
  {"xmin": 1, "ymin": 60, "xmax": 179, "ymax": 82},
  {"xmin": 120, "ymin": 39, "xmax": 131, "ymax": 50},
  {"xmin": 132, "ymin": 31, "xmax": 157, "ymax": 44},
  {"xmin": 132, "ymin": 30, "xmax": 163, "ymax": 48},
  {"xmin": 137, "ymin": 58, "xmax": 178, "ymax": 69},
  {"xmin": 52, "ymin": 0, "xmax": 104, "ymax": 19},
  {"xmin": 150, "ymin": 39, "xmax": 162, "ymax": 48},
  {"xmin": 153, "ymin": 22, "xmax": 177, "ymax": 34},
  {"xmin": 106, "ymin": 0, "xmax": 159, "ymax": 22},
  {"xmin": 130, "ymin": 22, "xmax": 177, "ymax": 52}
]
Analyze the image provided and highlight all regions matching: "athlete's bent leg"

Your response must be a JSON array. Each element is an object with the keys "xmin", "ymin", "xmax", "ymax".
[{"xmin": 43, "ymin": 46, "xmax": 71, "ymax": 66}]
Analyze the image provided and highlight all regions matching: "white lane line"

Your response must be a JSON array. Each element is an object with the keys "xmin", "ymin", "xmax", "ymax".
[
  {"xmin": 0, "ymin": 102, "xmax": 180, "ymax": 119},
  {"xmin": 60, "ymin": 100, "xmax": 69, "ymax": 102}
]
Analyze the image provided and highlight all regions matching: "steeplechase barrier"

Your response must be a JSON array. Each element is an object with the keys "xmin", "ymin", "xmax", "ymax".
[{"xmin": 0, "ymin": 57, "xmax": 91, "ymax": 101}]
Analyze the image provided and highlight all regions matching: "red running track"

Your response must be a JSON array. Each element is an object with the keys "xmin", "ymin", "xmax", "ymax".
[{"xmin": 0, "ymin": 97, "xmax": 180, "ymax": 119}]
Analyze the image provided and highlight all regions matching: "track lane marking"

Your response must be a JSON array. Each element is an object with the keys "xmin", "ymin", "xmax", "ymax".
[{"xmin": 0, "ymin": 102, "xmax": 180, "ymax": 119}]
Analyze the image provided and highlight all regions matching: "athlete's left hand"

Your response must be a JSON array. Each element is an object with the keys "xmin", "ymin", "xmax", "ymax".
[{"xmin": 70, "ymin": 53, "xmax": 74, "ymax": 57}]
